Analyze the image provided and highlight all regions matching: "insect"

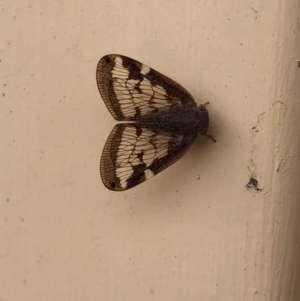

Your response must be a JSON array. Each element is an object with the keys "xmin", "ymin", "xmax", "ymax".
[{"xmin": 96, "ymin": 54, "xmax": 215, "ymax": 191}]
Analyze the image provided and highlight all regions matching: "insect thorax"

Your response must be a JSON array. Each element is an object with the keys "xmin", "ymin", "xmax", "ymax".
[{"xmin": 136, "ymin": 105, "xmax": 209, "ymax": 135}]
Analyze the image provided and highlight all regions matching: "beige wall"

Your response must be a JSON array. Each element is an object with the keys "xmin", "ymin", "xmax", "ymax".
[{"xmin": 1, "ymin": 1, "xmax": 300, "ymax": 300}]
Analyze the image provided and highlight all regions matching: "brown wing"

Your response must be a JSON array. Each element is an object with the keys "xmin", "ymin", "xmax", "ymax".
[
  {"xmin": 96, "ymin": 54, "xmax": 197, "ymax": 121},
  {"xmin": 100, "ymin": 123, "xmax": 198, "ymax": 191}
]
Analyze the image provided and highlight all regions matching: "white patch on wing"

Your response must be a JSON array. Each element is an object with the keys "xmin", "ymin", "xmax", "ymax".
[
  {"xmin": 115, "ymin": 126, "xmax": 183, "ymax": 188},
  {"xmin": 111, "ymin": 56, "xmax": 128, "ymax": 78},
  {"xmin": 140, "ymin": 64, "xmax": 150, "ymax": 75},
  {"xmin": 144, "ymin": 169, "xmax": 154, "ymax": 180}
]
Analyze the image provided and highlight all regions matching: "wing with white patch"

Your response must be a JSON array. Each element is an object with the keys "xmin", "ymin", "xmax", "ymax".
[
  {"xmin": 96, "ymin": 54, "xmax": 197, "ymax": 121},
  {"xmin": 100, "ymin": 123, "xmax": 197, "ymax": 191}
]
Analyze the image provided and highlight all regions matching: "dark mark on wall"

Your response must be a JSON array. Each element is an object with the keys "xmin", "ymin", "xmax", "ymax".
[{"xmin": 246, "ymin": 174, "xmax": 263, "ymax": 192}]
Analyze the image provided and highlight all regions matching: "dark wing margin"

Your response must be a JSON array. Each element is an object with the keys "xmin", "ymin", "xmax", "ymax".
[
  {"xmin": 100, "ymin": 123, "xmax": 197, "ymax": 191},
  {"xmin": 96, "ymin": 54, "xmax": 197, "ymax": 121}
]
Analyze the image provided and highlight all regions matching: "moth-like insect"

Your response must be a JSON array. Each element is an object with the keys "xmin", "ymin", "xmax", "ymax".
[{"xmin": 97, "ymin": 54, "xmax": 214, "ymax": 191}]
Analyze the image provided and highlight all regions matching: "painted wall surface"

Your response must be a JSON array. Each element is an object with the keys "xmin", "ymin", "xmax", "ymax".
[{"xmin": 1, "ymin": 1, "xmax": 300, "ymax": 300}]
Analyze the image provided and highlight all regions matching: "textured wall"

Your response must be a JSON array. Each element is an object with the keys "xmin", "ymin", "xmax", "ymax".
[{"xmin": 1, "ymin": 0, "xmax": 300, "ymax": 300}]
